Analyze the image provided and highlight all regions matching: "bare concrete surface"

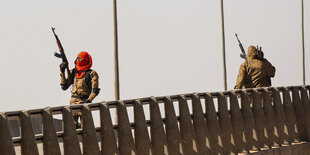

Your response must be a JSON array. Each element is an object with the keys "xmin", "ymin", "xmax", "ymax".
[
  {"xmin": 14, "ymin": 143, "xmax": 64, "ymax": 155},
  {"xmin": 14, "ymin": 142, "xmax": 101, "ymax": 155},
  {"xmin": 247, "ymin": 142, "xmax": 310, "ymax": 155},
  {"xmin": 14, "ymin": 142, "xmax": 310, "ymax": 155}
]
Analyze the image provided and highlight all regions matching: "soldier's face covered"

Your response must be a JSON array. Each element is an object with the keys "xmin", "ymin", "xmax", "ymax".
[{"xmin": 74, "ymin": 51, "xmax": 92, "ymax": 78}]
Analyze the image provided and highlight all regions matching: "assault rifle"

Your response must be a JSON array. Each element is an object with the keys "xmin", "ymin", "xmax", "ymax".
[
  {"xmin": 52, "ymin": 27, "xmax": 70, "ymax": 76},
  {"xmin": 235, "ymin": 33, "xmax": 246, "ymax": 60}
]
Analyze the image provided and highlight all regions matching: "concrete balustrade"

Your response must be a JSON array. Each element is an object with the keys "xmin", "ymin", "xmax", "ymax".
[
  {"xmin": 1, "ymin": 85, "xmax": 310, "ymax": 154},
  {"xmin": 300, "ymin": 87, "xmax": 310, "ymax": 140},
  {"xmin": 133, "ymin": 100, "xmax": 153, "ymax": 154},
  {"xmin": 163, "ymin": 97, "xmax": 185, "ymax": 154},
  {"xmin": 99, "ymin": 103, "xmax": 118, "ymax": 155},
  {"xmin": 204, "ymin": 93, "xmax": 224, "ymax": 154},
  {"xmin": 117, "ymin": 101, "xmax": 137, "ymax": 154},
  {"xmin": 20, "ymin": 110, "xmax": 39, "ymax": 155},
  {"xmin": 282, "ymin": 88, "xmax": 300, "ymax": 143},
  {"xmin": 229, "ymin": 92, "xmax": 246, "ymax": 153},
  {"xmin": 177, "ymin": 95, "xmax": 199, "ymax": 154},
  {"xmin": 0, "ymin": 113, "xmax": 15, "ymax": 155},
  {"xmin": 292, "ymin": 87, "xmax": 308, "ymax": 141},
  {"xmin": 261, "ymin": 89, "xmax": 277, "ymax": 147},
  {"xmin": 191, "ymin": 94, "xmax": 212, "ymax": 154},
  {"xmin": 240, "ymin": 90, "xmax": 259, "ymax": 151},
  {"xmin": 271, "ymin": 88, "xmax": 289, "ymax": 145},
  {"xmin": 62, "ymin": 106, "xmax": 82, "ymax": 155},
  {"xmin": 81, "ymin": 104, "xmax": 100, "ymax": 155},
  {"xmin": 218, "ymin": 93, "xmax": 236, "ymax": 154},
  {"xmin": 149, "ymin": 98, "xmax": 169, "ymax": 155},
  {"xmin": 252, "ymin": 90, "xmax": 269, "ymax": 149},
  {"xmin": 42, "ymin": 108, "xmax": 61, "ymax": 155}
]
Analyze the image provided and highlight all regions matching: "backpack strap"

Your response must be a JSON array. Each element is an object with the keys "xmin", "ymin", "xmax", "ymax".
[
  {"xmin": 84, "ymin": 69, "xmax": 93, "ymax": 87},
  {"xmin": 72, "ymin": 69, "xmax": 92, "ymax": 87},
  {"xmin": 70, "ymin": 69, "xmax": 76, "ymax": 82}
]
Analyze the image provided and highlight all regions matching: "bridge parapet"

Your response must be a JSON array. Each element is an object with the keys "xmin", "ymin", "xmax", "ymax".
[{"xmin": 1, "ymin": 85, "xmax": 310, "ymax": 154}]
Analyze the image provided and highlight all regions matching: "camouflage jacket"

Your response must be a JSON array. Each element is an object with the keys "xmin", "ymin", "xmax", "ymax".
[{"xmin": 60, "ymin": 69, "xmax": 100, "ymax": 104}]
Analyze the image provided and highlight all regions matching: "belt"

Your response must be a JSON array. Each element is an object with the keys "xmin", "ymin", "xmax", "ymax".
[{"xmin": 71, "ymin": 95, "xmax": 89, "ymax": 100}]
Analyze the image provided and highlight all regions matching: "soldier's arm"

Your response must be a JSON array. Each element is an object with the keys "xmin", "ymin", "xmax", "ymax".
[
  {"xmin": 234, "ymin": 63, "xmax": 247, "ymax": 89},
  {"xmin": 87, "ymin": 71, "xmax": 100, "ymax": 101},
  {"xmin": 60, "ymin": 69, "xmax": 74, "ymax": 90},
  {"xmin": 262, "ymin": 59, "xmax": 276, "ymax": 77}
]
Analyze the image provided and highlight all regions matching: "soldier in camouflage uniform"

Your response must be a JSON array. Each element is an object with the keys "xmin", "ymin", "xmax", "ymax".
[
  {"xmin": 60, "ymin": 51, "xmax": 100, "ymax": 128},
  {"xmin": 234, "ymin": 45, "xmax": 276, "ymax": 89}
]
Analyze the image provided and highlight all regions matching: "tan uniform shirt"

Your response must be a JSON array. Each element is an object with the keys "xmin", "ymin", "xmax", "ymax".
[
  {"xmin": 60, "ymin": 69, "xmax": 100, "ymax": 105},
  {"xmin": 235, "ymin": 58, "xmax": 275, "ymax": 89}
]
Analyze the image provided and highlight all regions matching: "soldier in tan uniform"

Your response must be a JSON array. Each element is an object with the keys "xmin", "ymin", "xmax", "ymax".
[
  {"xmin": 60, "ymin": 51, "xmax": 100, "ymax": 128},
  {"xmin": 234, "ymin": 45, "xmax": 276, "ymax": 89}
]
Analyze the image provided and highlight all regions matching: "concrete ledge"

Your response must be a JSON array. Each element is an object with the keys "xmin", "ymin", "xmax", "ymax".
[{"xmin": 248, "ymin": 142, "xmax": 310, "ymax": 155}]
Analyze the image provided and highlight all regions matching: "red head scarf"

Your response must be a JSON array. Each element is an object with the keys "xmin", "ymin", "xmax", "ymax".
[{"xmin": 74, "ymin": 51, "xmax": 92, "ymax": 78}]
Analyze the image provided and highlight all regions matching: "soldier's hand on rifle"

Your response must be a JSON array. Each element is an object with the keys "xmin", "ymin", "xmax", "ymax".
[{"xmin": 59, "ymin": 62, "xmax": 68, "ymax": 73}]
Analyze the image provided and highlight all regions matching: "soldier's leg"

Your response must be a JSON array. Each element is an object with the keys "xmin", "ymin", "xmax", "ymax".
[
  {"xmin": 70, "ymin": 97, "xmax": 82, "ymax": 128},
  {"xmin": 77, "ymin": 113, "xmax": 82, "ymax": 129},
  {"xmin": 73, "ymin": 113, "xmax": 81, "ymax": 128},
  {"xmin": 80, "ymin": 115, "xmax": 83, "ymax": 128}
]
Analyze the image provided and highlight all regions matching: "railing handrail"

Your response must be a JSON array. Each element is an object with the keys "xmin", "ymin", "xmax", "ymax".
[{"xmin": 4, "ymin": 85, "xmax": 309, "ymax": 118}]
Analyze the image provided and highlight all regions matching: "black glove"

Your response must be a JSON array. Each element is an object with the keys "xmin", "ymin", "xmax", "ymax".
[{"xmin": 59, "ymin": 62, "xmax": 68, "ymax": 73}]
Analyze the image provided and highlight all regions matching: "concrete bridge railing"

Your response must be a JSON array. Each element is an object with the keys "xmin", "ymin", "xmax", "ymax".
[{"xmin": 1, "ymin": 85, "xmax": 310, "ymax": 154}]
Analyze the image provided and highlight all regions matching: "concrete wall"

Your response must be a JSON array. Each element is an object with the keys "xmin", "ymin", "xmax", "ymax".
[{"xmin": 1, "ymin": 85, "xmax": 310, "ymax": 154}]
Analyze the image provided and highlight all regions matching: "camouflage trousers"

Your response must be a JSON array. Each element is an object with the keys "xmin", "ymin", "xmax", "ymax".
[{"xmin": 70, "ymin": 97, "xmax": 87, "ymax": 128}]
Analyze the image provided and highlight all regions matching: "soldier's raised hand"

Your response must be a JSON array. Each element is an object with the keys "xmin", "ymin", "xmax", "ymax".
[{"xmin": 59, "ymin": 62, "xmax": 68, "ymax": 73}]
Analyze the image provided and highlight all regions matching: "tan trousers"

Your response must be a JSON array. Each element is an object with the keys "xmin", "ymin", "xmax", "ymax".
[{"xmin": 70, "ymin": 97, "xmax": 86, "ymax": 128}]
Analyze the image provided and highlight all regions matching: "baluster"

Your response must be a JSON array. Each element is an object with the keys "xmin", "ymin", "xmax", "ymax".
[
  {"xmin": 62, "ymin": 107, "xmax": 82, "ymax": 155},
  {"xmin": 239, "ymin": 91, "xmax": 259, "ymax": 151},
  {"xmin": 261, "ymin": 88, "xmax": 278, "ymax": 147},
  {"xmin": 217, "ymin": 93, "xmax": 236, "ymax": 154},
  {"xmin": 203, "ymin": 93, "xmax": 224, "ymax": 154},
  {"xmin": 292, "ymin": 87, "xmax": 308, "ymax": 141},
  {"xmin": 133, "ymin": 100, "xmax": 153, "ymax": 154},
  {"xmin": 81, "ymin": 104, "xmax": 100, "ymax": 155},
  {"xmin": 117, "ymin": 101, "xmax": 137, "ymax": 154},
  {"xmin": 282, "ymin": 88, "xmax": 300, "ymax": 142},
  {"xmin": 191, "ymin": 94, "xmax": 212, "ymax": 154},
  {"xmin": 271, "ymin": 88, "xmax": 289, "ymax": 145},
  {"xmin": 0, "ymin": 112, "xmax": 15, "ymax": 155},
  {"xmin": 99, "ymin": 103, "xmax": 118, "ymax": 155},
  {"xmin": 177, "ymin": 95, "xmax": 198, "ymax": 154},
  {"xmin": 149, "ymin": 98, "xmax": 169, "ymax": 155},
  {"xmin": 20, "ymin": 110, "xmax": 39, "ymax": 155},
  {"xmin": 229, "ymin": 92, "xmax": 246, "ymax": 153},
  {"xmin": 251, "ymin": 90, "xmax": 268, "ymax": 149},
  {"xmin": 42, "ymin": 108, "xmax": 61, "ymax": 155},
  {"xmin": 300, "ymin": 87, "xmax": 310, "ymax": 140},
  {"xmin": 163, "ymin": 97, "xmax": 184, "ymax": 155}
]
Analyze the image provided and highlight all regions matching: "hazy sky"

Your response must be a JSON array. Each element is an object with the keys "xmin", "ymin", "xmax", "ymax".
[{"xmin": 0, "ymin": 0, "xmax": 309, "ymax": 112}]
